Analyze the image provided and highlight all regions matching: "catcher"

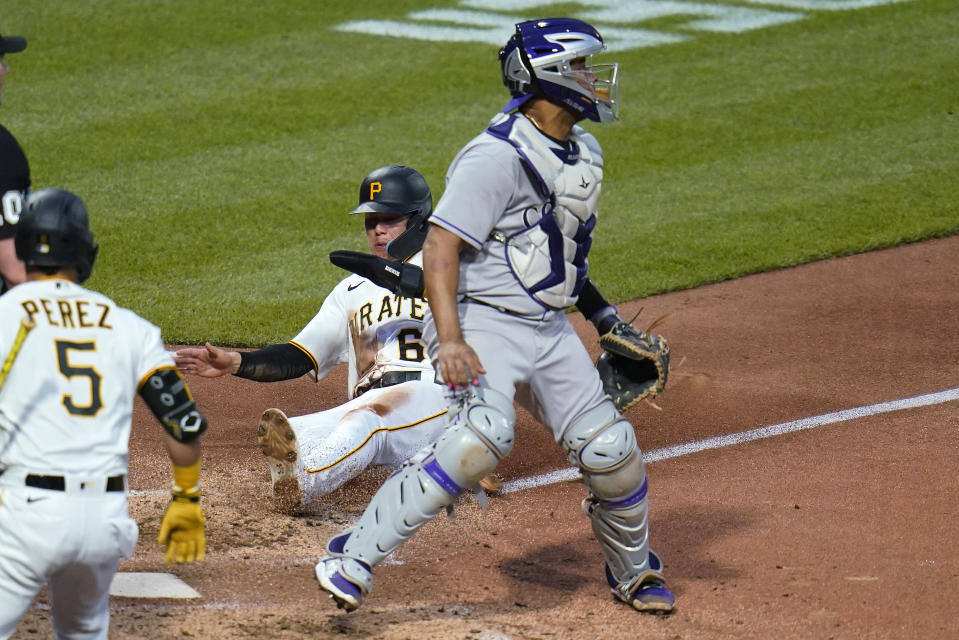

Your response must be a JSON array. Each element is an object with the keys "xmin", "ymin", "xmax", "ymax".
[
  {"xmin": 316, "ymin": 17, "xmax": 674, "ymax": 617},
  {"xmin": 330, "ymin": 250, "xmax": 670, "ymax": 412}
]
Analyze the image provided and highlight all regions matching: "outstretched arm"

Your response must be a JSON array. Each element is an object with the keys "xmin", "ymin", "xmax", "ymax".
[
  {"xmin": 175, "ymin": 342, "xmax": 314, "ymax": 382},
  {"xmin": 175, "ymin": 343, "xmax": 241, "ymax": 377}
]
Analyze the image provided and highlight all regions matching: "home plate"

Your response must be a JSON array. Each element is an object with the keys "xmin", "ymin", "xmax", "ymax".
[{"xmin": 110, "ymin": 572, "xmax": 200, "ymax": 598}]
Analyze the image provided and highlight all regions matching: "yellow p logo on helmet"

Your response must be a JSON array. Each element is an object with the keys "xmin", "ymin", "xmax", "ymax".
[{"xmin": 369, "ymin": 181, "xmax": 382, "ymax": 200}]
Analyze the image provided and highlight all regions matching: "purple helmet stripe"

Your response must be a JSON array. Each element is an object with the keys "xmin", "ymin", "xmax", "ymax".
[{"xmin": 499, "ymin": 18, "xmax": 617, "ymax": 123}]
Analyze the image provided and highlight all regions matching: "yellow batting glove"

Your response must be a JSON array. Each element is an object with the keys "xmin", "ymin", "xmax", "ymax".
[
  {"xmin": 157, "ymin": 495, "xmax": 206, "ymax": 564},
  {"xmin": 157, "ymin": 460, "xmax": 206, "ymax": 564}
]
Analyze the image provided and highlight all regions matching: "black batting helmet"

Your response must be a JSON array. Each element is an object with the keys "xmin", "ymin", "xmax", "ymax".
[
  {"xmin": 349, "ymin": 164, "xmax": 433, "ymax": 261},
  {"xmin": 15, "ymin": 188, "xmax": 99, "ymax": 283}
]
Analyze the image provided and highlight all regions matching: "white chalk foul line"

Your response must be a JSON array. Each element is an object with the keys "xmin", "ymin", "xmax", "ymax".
[
  {"xmin": 115, "ymin": 387, "xmax": 958, "ymax": 599},
  {"xmin": 500, "ymin": 387, "xmax": 959, "ymax": 495}
]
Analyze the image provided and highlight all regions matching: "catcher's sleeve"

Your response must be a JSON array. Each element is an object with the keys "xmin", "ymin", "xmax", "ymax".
[
  {"xmin": 576, "ymin": 277, "xmax": 621, "ymax": 335},
  {"xmin": 328, "ymin": 250, "xmax": 425, "ymax": 298}
]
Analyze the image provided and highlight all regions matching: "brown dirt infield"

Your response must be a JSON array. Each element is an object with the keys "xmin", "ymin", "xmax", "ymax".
[{"xmin": 13, "ymin": 235, "xmax": 959, "ymax": 639}]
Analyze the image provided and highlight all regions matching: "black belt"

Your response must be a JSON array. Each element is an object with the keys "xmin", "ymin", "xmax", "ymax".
[
  {"xmin": 460, "ymin": 295, "xmax": 548, "ymax": 320},
  {"xmin": 25, "ymin": 474, "xmax": 125, "ymax": 492},
  {"xmin": 460, "ymin": 295, "xmax": 517, "ymax": 316},
  {"xmin": 365, "ymin": 370, "xmax": 422, "ymax": 392}
]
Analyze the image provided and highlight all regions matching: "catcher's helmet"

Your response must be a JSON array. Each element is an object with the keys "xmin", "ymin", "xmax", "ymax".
[
  {"xmin": 349, "ymin": 165, "xmax": 433, "ymax": 261},
  {"xmin": 15, "ymin": 188, "xmax": 98, "ymax": 283},
  {"xmin": 499, "ymin": 18, "xmax": 619, "ymax": 123}
]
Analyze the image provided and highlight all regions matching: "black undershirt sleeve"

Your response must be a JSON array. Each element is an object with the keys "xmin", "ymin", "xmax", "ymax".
[
  {"xmin": 576, "ymin": 278, "xmax": 622, "ymax": 336},
  {"xmin": 235, "ymin": 343, "xmax": 315, "ymax": 382}
]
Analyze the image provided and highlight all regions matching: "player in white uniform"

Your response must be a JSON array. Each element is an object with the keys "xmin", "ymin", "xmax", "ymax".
[
  {"xmin": 175, "ymin": 165, "xmax": 455, "ymax": 512},
  {"xmin": 0, "ymin": 189, "xmax": 208, "ymax": 640},
  {"xmin": 316, "ymin": 18, "xmax": 675, "ymax": 615}
]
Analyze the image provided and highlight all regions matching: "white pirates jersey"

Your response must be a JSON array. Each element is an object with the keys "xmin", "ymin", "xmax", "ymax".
[
  {"xmin": 289, "ymin": 265, "xmax": 433, "ymax": 399},
  {"xmin": 0, "ymin": 278, "xmax": 173, "ymax": 476}
]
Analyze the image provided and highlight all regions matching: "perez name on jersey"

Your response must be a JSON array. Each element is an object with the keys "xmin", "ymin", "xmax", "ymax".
[{"xmin": 20, "ymin": 297, "xmax": 113, "ymax": 330}]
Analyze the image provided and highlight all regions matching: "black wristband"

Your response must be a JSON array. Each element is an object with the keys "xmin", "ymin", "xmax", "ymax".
[
  {"xmin": 236, "ymin": 343, "xmax": 314, "ymax": 382},
  {"xmin": 576, "ymin": 278, "xmax": 622, "ymax": 335},
  {"xmin": 591, "ymin": 306, "xmax": 621, "ymax": 336}
]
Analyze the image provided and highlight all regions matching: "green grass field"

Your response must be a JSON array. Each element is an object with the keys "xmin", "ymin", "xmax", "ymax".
[{"xmin": 4, "ymin": 1, "xmax": 956, "ymax": 345}]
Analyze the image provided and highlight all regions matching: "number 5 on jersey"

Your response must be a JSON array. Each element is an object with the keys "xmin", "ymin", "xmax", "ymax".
[{"xmin": 56, "ymin": 340, "xmax": 104, "ymax": 416}]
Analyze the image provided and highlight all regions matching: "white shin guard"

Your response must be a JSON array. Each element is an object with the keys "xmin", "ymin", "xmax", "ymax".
[
  {"xmin": 564, "ymin": 401, "xmax": 663, "ymax": 586},
  {"xmin": 327, "ymin": 387, "xmax": 516, "ymax": 575},
  {"xmin": 582, "ymin": 476, "xmax": 659, "ymax": 585}
]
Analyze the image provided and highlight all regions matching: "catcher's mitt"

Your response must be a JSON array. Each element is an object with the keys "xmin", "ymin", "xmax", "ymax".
[{"xmin": 596, "ymin": 321, "xmax": 670, "ymax": 412}]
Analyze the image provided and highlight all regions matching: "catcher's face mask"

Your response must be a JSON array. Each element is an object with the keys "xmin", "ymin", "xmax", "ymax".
[{"xmin": 499, "ymin": 18, "xmax": 620, "ymax": 123}]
